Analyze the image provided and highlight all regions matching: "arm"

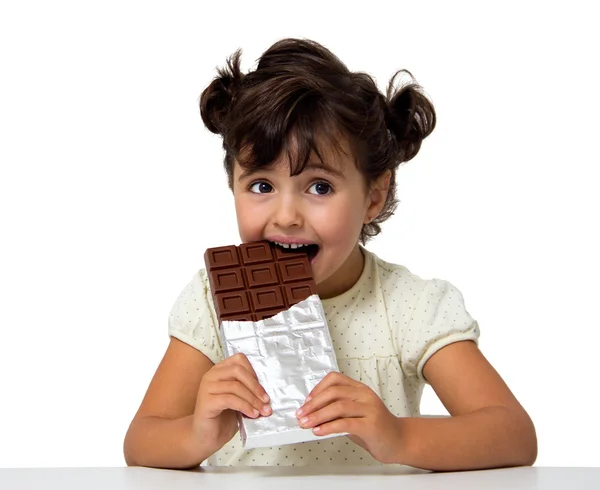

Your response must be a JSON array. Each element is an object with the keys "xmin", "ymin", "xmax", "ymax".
[
  {"xmin": 393, "ymin": 340, "xmax": 537, "ymax": 471},
  {"xmin": 123, "ymin": 337, "xmax": 216, "ymax": 469},
  {"xmin": 124, "ymin": 337, "xmax": 270, "ymax": 469},
  {"xmin": 124, "ymin": 415, "xmax": 210, "ymax": 470},
  {"xmin": 295, "ymin": 341, "xmax": 536, "ymax": 470}
]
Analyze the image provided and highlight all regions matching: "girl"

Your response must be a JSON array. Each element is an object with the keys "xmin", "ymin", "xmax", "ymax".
[{"xmin": 123, "ymin": 38, "xmax": 537, "ymax": 471}]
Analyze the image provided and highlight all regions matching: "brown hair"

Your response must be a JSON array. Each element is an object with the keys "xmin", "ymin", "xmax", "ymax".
[{"xmin": 200, "ymin": 38, "xmax": 436, "ymax": 244}]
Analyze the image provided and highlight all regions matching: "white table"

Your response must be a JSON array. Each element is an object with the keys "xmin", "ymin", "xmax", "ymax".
[{"xmin": 1, "ymin": 466, "xmax": 599, "ymax": 490}]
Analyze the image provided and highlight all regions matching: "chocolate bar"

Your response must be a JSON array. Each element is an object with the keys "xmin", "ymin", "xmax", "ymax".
[
  {"xmin": 204, "ymin": 241, "xmax": 317, "ymax": 322},
  {"xmin": 203, "ymin": 240, "xmax": 346, "ymax": 448}
]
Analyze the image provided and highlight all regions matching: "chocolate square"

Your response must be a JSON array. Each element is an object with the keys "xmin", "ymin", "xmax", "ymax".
[{"xmin": 204, "ymin": 241, "xmax": 317, "ymax": 322}]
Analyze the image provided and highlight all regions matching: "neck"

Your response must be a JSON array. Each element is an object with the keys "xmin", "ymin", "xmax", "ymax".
[{"xmin": 316, "ymin": 244, "xmax": 365, "ymax": 300}]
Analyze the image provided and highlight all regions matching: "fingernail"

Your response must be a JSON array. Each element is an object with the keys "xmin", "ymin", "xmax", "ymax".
[
  {"xmin": 253, "ymin": 409, "xmax": 259, "ymax": 417},
  {"xmin": 300, "ymin": 417, "xmax": 309, "ymax": 425},
  {"xmin": 313, "ymin": 426, "xmax": 321, "ymax": 433},
  {"xmin": 296, "ymin": 408, "xmax": 304, "ymax": 417},
  {"xmin": 263, "ymin": 405, "xmax": 272, "ymax": 414},
  {"xmin": 262, "ymin": 394, "xmax": 270, "ymax": 403},
  {"xmin": 305, "ymin": 396, "xmax": 312, "ymax": 402}
]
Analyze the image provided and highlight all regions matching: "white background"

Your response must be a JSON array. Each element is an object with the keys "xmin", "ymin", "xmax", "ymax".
[{"xmin": 1, "ymin": 0, "xmax": 598, "ymax": 468}]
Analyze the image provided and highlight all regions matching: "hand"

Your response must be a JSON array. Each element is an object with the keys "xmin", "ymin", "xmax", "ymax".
[
  {"xmin": 296, "ymin": 371, "xmax": 402, "ymax": 464},
  {"xmin": 192, "ymin": 353, "xmax": 272, "ymax": 453}
]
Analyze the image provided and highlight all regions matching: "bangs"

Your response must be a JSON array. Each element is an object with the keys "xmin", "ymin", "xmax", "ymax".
[{"xmin": 228, "ymin": 81, "xmax": 350, "ymax": 176}]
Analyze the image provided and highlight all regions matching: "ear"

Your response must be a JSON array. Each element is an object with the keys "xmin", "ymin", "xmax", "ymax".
[{"xmin": 364, "ymin": 170, "xmax": 392, "ymax": 224}]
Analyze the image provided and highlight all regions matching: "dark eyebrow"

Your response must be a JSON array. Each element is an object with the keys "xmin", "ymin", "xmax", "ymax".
[{"xmin": 238, "ymin": 161, "xmax": 344, "ymax": 181}]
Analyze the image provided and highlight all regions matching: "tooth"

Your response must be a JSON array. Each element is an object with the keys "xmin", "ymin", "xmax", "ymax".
[
  {"xmin": 282, "ymin": 243, "xmax": 290, "ymax": 249},
  {"xmin": 291, "ymin": 244, "xmax": 298, "ymax": 249},
  {"xmin": 296, "ymin": 244, "xmax": 305, "ymax": 248}
]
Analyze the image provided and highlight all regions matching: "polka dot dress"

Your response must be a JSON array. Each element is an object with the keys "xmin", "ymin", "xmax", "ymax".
[{"xmin": 168, "ymin": 247, "xmax": 480, "ymax": 466}]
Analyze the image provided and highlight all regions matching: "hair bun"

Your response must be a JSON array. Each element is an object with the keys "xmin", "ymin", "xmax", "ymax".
[
  {"xmin": 385, "ymin": 70, "xmax": 436, "ymax": 162},
  {"xmin": 200, "ymin": 50, "xmax": 244, "ymax": 135}
]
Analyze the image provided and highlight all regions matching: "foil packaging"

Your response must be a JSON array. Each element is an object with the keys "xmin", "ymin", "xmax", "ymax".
[{"xmin": 218, "ymin": 294, "xmax": 347, "ymax": 448}]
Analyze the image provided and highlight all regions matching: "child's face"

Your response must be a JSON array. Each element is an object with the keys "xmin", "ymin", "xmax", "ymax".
[{"xmin": 232, "ymin": 137, "xmax": 389, "ymax": 299}]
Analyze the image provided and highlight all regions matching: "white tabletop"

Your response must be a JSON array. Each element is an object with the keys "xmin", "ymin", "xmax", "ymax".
[{"xmin": 1, "ymin": 466, "xmax": 599, "ymax": 490}]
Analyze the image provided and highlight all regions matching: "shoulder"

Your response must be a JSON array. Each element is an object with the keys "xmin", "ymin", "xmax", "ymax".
[
  {"xmin": 363, "ymin": 247, "xmax": 431, "ymax": 298},
  {"xmin": 368, "ymin": 248, "xmax": 476, "ymax": 328},
  {"xmin": 364, "ymin": 248, "xmax": 480, "ymax": 378},
  {"xmin": 365, "ymin": 247, "xmax": 468, "ymax": 301},
  {"xmin": 168, "ymin": 268, "xmax": 223, "ymax": 364},
  {"xmin": 167, "ymin": 268, "xmax": 212, "ymax": 322},
  {"xmin": 177, "ymin": 267, "xmax": 210, "ymax": 296}
]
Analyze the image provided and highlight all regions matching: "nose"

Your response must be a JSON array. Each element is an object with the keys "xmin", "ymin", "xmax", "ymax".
[{"xmin": 272, "ymin": 193, "xmax": 303, "ymax": 229}]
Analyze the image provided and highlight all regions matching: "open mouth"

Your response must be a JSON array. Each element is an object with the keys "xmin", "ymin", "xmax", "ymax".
[{"xmin": 270, "ymin": 241, "xmax": 320, "ymax": 261}]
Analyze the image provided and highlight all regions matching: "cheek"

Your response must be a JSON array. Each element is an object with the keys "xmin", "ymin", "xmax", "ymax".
[
  {"xmin": 234, "ymin": 197, "xmax": 260, "ymax": 239},
  {"xmin": 316, "ymin": 200, "xmax": 365, "ymax": 243}
]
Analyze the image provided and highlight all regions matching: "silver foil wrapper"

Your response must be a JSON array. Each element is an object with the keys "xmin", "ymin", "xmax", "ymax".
[{"xmin": 218, "ymin": 294, "xmax": 347, "ymax": 448}]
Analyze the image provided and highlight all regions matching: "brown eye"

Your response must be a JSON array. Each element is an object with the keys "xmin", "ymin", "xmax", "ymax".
[
  {"xmin": 250, "ymin": 181, "xmax": 273, "ymax": 193},
  {"xmin": 309, "ymin": 182, "xmax": 332, "ymax": 195}
]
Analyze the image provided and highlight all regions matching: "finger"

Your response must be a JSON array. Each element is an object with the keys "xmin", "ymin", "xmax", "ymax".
[
  {"xmin": 298, "ymin": 400, "xmax": 364, "ymax": 429},
  {"xmin": 306, "ymin": 371, "xmax": 355, "ymax": 401},
  {"xmin": 207, "ymin": 380, "xmax": 272, "ymax": 416},
  {"xmin": 297, "ymin": 385, "xmax": 356, "ymax": 418},
  {"xmin": 312, "ymin": 417, "xmax": 360, "ymax": 437},
  {"xmin": 226, "ymin": 354, "xmax": 270, "ymax": 403},
  {"xmin": 347, "ymin": 434, "xmax": 367, "ymax": 448},
  {"xmin": 224, "ymin": 353, "xmax": 260, "ymax": 381},
  {"xmin": 215, "ymin": 361, "xmax": 271, "ymax": 405},
  {"xmin": 206, "ymin": 393, "xmax": 261, "ymax": 419}
]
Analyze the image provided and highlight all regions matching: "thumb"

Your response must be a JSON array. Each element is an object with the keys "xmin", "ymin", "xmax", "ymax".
[{"xmin": 347, "ymin": 434, "xmax": 367, "ymax": 449}]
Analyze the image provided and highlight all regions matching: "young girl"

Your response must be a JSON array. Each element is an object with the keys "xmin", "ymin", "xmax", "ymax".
[{"xmin": 123, "ymin": 38, "xmax": 537, "ymax": 471}]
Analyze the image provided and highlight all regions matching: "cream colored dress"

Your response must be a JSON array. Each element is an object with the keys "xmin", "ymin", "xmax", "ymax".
[{"xmin": 168, "ymin": 247, "xmax": 480, "ymax": 466}]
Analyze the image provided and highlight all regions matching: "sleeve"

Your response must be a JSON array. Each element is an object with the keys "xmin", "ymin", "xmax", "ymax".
[
  {"xmin": 167, "ymin": 269, "xmax": 224, "ymax": 365},
  {"xmin": 398, "ymin": 278, "xmax": 480, "ymax": 383}
]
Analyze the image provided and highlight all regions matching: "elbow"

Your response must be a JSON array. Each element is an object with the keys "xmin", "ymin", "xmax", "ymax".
[
  {"xmin": 525, "ymin": 448, "xmax": 538, "ymax": 467},
  {"xmin": 515, "ymin": 409, "xmax": 538, "ymax": 467},
  {"xmin": 123, "ymin": 424, "xmax": 139, "ymax": 467},
  {"xmin": 520, "ymin": 438, "xmax": 538, "ymax": 467},
  {"xmin": 123, "ymin": 448, "xmax": 137, "ymax": 467},
  {"xmin": 523, "ymin": 424, "xmax": 538, "ymax": 467},
  {"xmin": 123, "ymin": 443, "xmax": 135, "ymax": 467},
  {"xmin": 495, "ymin": 404, "xmax": 538, "ymax": 468},
  {"xmin": 124, "ymin": 456, "xmax": 137, "ymax": 467}
]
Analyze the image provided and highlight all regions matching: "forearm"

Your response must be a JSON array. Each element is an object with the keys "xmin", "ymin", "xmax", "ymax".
[
  {"xmin": 394, "ymin": 406, "xmax": 537, "ymax": 471},
  {"xmin": 123, "ymin": 415, "xmax": 212, "ymax": 470}
]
